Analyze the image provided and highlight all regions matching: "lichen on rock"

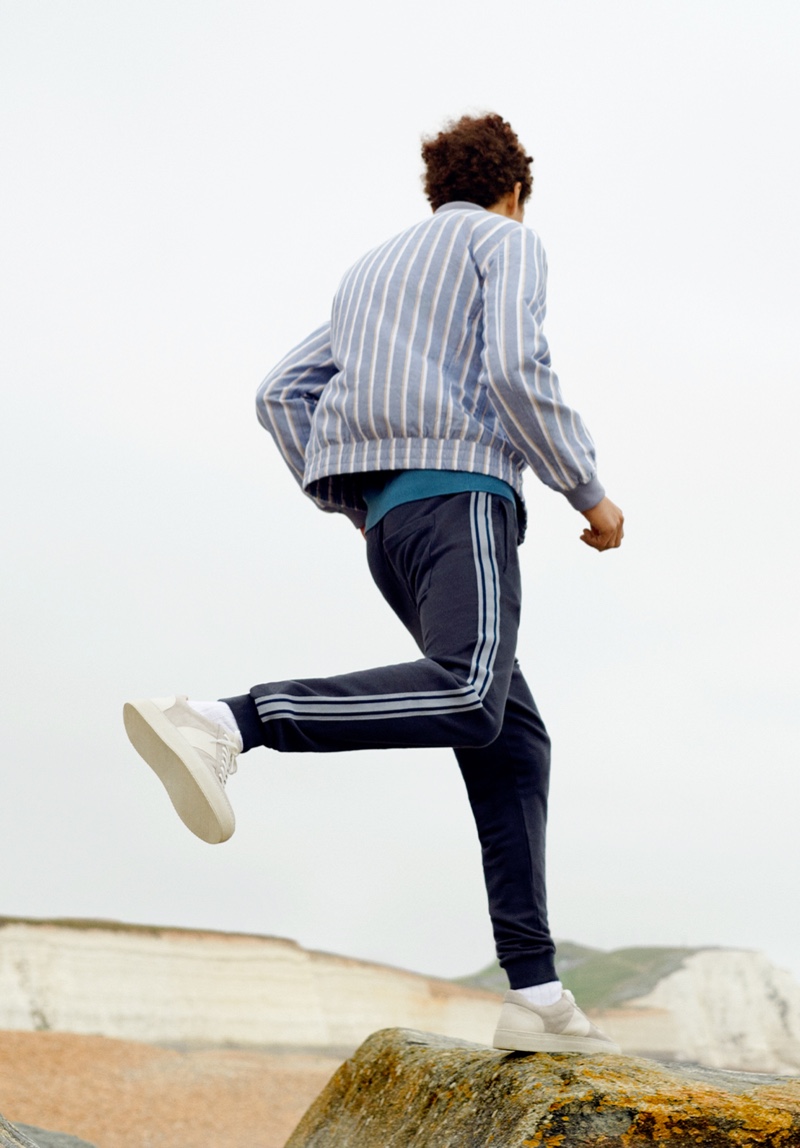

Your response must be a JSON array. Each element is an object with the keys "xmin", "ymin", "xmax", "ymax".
[{"xmin": 285, "ymin": 1028, "xmax": 800, "ymax": 1147}]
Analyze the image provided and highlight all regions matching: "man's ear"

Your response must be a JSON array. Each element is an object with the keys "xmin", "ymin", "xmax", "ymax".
[
  {"xmin": 497, "ymin": 188, "xmax": 518, "ymax": 217},
  {"xmin": 487, "ymin": 183, "xmax": 525, "ymax": 220}
]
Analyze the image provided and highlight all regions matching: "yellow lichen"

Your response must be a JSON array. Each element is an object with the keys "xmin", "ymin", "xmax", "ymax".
[{"xmin": 285, "ymin": 1029, "xmax": 800, "ymax": 1148}]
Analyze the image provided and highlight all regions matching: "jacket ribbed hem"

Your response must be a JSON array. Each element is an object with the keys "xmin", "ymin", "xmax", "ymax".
[
  {"xmin": 303, "ymin": 437, "xmax": 601, "ymax": 542},
  {"xmin": 305, "ymin": 440, "xmax": 530, "ymax": 540},
  {"xmin": 305, "ymin": 438, "xmax": 526, "ymax": 501}
]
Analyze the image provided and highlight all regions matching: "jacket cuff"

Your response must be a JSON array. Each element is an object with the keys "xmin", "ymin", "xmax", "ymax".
[{"xmin": 563, "ymin": 474, "xmax": 605, "ymax": 512}]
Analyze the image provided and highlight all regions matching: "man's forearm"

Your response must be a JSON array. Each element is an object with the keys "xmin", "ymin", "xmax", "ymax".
[{"xmin": 256, "ymin": 323, "xmax": 336, "ymax": 488}]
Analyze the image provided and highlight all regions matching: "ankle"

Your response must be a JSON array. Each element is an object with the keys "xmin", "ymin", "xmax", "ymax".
[
  {"xmin": 187, "ymin": 700, "xmax": 241, "ymax": 742},
  {"xmin": 219, "ymin": 694, "xmax": 264, "ymax": 752},
  {"xmin": 516, "ymin": 980, "xmax": 563, "ymax": 1006}
]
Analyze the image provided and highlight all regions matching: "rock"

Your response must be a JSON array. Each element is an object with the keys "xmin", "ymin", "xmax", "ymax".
[
  {"xmin": 284, "ymin": 1028, "xmax": 800, "ymax": 1147},
  {"xmin": 0, "ymin": 1118, "xmax": 37, "ymax": 1148},
  {"xmin": 13, "ymin": 1129, "xmax": 95, "ymax": 1148},
  {"xmin": 0, "ymin": 1116, "xmax": 96, "ymax": 1148}
]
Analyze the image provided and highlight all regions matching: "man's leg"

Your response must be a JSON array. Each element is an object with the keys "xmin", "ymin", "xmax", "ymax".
[
  {"xmin": 456, "ymin": 664, "xmax": 556, "ymax": 988},
  {"xmin": 363, "ymin": 493, "xmax": 557, "ymax": 987},
  {"xmin": 226, "ymin": 492, "xmax": 519, "ymax": 755},
  {"xmin": 125, "ymin": 492, "xmax": 519, "ymax": 843}
]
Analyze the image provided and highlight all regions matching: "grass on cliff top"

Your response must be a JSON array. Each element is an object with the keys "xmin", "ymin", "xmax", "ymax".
[{"xmin": 457, "ymin": 942, "xmax": 704, "ymax": 1009}]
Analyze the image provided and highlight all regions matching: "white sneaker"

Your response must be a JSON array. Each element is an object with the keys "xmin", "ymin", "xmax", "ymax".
[
  {"xmin": 493, "ymin": 989, "xmax": 621, "ymax": 1054},
  {"xmin": 123, "ymin": 696, "xmax": 241, "ymax": 844}
]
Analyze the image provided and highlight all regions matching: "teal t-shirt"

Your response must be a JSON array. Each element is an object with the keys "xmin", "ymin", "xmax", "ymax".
[{"xmin": 363, "ymin": 470, "xmax": 515, "ymax": 531}]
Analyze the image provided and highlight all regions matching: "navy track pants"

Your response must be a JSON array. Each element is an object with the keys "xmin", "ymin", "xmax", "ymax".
[{"xmin": 228, "ymin": 492, "xmax": 556, "ymax": 987}]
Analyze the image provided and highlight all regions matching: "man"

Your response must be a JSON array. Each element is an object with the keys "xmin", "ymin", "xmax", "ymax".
[{"xmin": 124, "ymin": 113, "xmax": 624, "ymax": 1055}]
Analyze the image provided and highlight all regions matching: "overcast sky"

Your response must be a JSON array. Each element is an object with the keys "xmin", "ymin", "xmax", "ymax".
[{"xmin": 2, "ymin": 0, "xmax": 799, "ymax": 987}]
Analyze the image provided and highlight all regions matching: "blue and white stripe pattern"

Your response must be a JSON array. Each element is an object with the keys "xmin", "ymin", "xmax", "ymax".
[
  {"xmin": 257, "ymin": 202, "xmax": 604, "ymax": 521},
  {"xmin": 254, "ymin": 492, "xmax": 500, "ymax": 725}
]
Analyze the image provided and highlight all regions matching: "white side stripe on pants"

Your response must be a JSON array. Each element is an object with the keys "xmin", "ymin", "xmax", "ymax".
[{"xmin": 254, "ymin": 493, "xmax": 501, "ymax": 723}]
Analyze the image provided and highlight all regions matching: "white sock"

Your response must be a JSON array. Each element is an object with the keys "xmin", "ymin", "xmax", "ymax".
[
  {"xmin": 517, "ymin": 979, "xmax": 563, "ymax": 1006},
  {"xmin": 188, "ymin": 699, "xmax": 241, "ymax": 741}
]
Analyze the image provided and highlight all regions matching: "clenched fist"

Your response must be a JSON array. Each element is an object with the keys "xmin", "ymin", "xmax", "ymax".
[{"xmin": 580, "ymin": 497, "xmax": 624, "ymax": 551}]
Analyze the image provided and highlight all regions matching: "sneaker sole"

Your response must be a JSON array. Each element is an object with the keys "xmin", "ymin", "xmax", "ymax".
[
  {"xmin": 493, "ymin": 1027, "xmax": 621, "ymax": 1055},
  {"xmin": 123, "ymin": 699, "xmax": 235, "ymax": 844}
]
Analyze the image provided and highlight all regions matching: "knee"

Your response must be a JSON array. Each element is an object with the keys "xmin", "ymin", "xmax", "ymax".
[{"xmin": 457, "ymin": 702, "xmax": 504, "ymax": 749}]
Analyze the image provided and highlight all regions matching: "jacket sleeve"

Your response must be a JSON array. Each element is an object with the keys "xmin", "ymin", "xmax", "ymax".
[
  {"xmin": 256, "ymin": 323, "xmax": 336, "ymax": 490},
  {"xmin": 480, "ymin": 226, "xmax": 605, "ymax": 511}
]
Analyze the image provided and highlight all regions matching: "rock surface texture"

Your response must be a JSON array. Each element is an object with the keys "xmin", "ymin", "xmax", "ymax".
[
  {"xmin": 285, "ymin": 1028, "xmax": 800, "ymax": 1147},
  {"xmin": 0, "ymin": 1116, "xmax": 95, "ymax": 1148}
]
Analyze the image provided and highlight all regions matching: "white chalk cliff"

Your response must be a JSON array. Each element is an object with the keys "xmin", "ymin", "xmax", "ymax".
[
  {"xmin": 597, "ymin": 948, "xmax": 800, "ymax": 1074},
  {"xmin": 2, "ymin": 920, "xmax": 800, "ymax": 1073},
  {"xmin": 0, "ymin": 920, "xmax": 499, "ymax": 1048}
]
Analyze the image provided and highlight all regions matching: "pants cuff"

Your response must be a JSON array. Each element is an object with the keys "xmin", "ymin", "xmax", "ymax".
[
  {"xmin": 502, "ymin": 949, "xmax": 558, "ymax": 990},
  {"xmin": 220, "ymin": 694, "xmax": 264, "ymax": 753}
]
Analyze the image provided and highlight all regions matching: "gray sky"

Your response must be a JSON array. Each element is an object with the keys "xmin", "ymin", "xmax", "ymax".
[{"xmin": 2, "ymin": 0, "xmax": 799, "ymax": 984}]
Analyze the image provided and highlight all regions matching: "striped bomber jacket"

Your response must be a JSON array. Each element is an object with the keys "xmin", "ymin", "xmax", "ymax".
[{"xmin": 256, "ymin": 201, "xmax": 605, "ymax": 535}]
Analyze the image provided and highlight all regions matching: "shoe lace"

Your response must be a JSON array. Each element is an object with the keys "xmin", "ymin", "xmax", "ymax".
[{"xmin": 212, "ymin": 732, "xmax": 240, "ymax": 785}]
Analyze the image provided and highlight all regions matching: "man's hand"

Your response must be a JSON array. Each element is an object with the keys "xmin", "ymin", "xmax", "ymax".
[{"xmin": 580, "ymin": 497, "xmax": 624, "ymax": 551}]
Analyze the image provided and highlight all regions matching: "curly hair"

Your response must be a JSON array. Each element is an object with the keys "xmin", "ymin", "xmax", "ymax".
[{"xmin": 421, "ymin": 114, "xmax": 533, "ymax": 211}]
